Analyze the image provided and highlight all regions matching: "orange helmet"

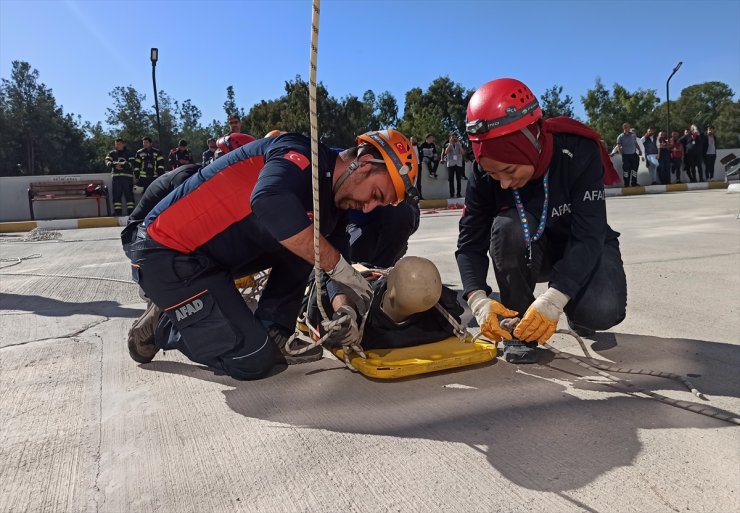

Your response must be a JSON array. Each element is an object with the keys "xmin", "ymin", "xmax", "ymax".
[
  {"xmin": 264, "ymin": 129, "xmax": 283, "ymax": 138},
  {"xmin": 356, "ymin": 129, "xmax": 419, "ymax": 204}
]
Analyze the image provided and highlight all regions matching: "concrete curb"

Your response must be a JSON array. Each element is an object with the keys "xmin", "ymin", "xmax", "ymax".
[
  {"xmin": 417, "ymin": 181, "xmax": 731, "ymax": 208},
  {"xmin": 605, "ymin": 180, "xmax": 729, "ymax": 197},
  {"xmin": 0, "ymin": 182, "xmax": 733, "ymax": 233},
  {"xmin": 0, "ymin": 216, "xmax": 126, "ymax": 233}
]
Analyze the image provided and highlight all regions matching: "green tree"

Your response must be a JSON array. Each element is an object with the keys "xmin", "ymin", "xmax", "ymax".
[
  {"xmin": 712, "ymin": 100, "xmax": 740, "ymax": 148},
  {"xmin": 81, "ymin": 121, "xmax": 114, "ymax": 173},
  {"xmin": 398, "ymin": 77, "xmax": 472, "ymax": 148},
  {"xmin": 0, "ymin": 60, "xmax": 89, "ymax": 175},
  {"xmin": 582, "ymin": 78, "xmax": 660, "ymax": 144},
  {"xmin": 178, "ymin": 99, "xmax": 210, "ymax": 156},
  {"xmin": 106, "ymin": 85, "xmax": 152, "ymax": 147},
  {"xmin": 223, "ymin": 85, "xmax": 243, "ymax": 120},
  {"xmin": 375, "ymin": 91, "xmax": 398, "ymax": 129},
  {"xmin": 670, "ymin": 82, "xmax": 735, "ymax": 134},
  {"xmin": 153, "ymin": 91, "xmax": 179, "ymax": 152},
  {"xmin": 540, "ymin": 85, "xmax": 574, "ymax": 118},
  {"xmin": 242, "ymin": 75, "xmax": 351, "ymax": 147}
]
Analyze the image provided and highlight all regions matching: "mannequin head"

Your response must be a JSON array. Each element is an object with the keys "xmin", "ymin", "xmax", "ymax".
[{"xmin": 381, "ymin": 256, "xmax": 442, "ymax": 323}]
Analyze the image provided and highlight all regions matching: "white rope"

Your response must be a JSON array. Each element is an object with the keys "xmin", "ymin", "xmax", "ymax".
[
  {"xmin": 472, "ymin": 319, "xmax": 739, "ymax": 424},
  {"xmin": 308, "ymin": 0, "xmax": 330, "ymax": 325},
  {"xmin": 545, "ymin": 329, "xmax": 739, "ymax": 425}
]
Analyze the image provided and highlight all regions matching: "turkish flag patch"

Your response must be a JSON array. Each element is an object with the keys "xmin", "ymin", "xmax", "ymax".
[{"xmin": 283, "ymin": 151, "xmax": 310, "ymax": 170}]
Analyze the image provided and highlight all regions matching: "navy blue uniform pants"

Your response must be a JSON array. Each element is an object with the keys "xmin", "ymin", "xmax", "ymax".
[
  {"xmin": 129, "ymin": 231, "xmax": 311, "ymax": 380},
  {"xmin": 348, "ymin": 203, "xmax": 420, "ymax": 268},
  {"xmin": 490, "ymin": 209, "xmax": 626, "ymax": 331}
]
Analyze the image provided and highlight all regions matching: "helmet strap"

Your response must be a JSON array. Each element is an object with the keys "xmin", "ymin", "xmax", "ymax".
[
  {"xmin": 520, "ymin": 126, "xmax": 541, "ymax": 153},
  {"xmin": 332, "ymin": 159, "xmax": 361, "ymax": 195}
]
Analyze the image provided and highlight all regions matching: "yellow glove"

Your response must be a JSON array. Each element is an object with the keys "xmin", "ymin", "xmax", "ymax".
[
  {"xmin": 514, "ymin": 287, "xmax": 570, "ymax": 344},
  {"xmin": 467, "ymin": 290, "xmax": 518, "ymax": 342}
]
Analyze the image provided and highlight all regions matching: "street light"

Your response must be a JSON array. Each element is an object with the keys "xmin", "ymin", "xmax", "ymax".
[
  {"xmin": 150, "ymin": 48, "xmax": 163, "ymax": 150},
  {"xmin": 666, "ymin": 61, "xmax": 683, "ymax": 134}
]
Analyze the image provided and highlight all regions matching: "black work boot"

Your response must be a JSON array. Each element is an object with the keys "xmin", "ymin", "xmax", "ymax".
[
  {"xmin": 269, "ymin": 325, "xmax": 323, "ymax": 365},
  {"xmin": 127, "ymin": 301, "xmax": 161, "ymax": 364},
  {"xmin": 502, "ymin": 339, "xmax": 539, "ymax": 364}
]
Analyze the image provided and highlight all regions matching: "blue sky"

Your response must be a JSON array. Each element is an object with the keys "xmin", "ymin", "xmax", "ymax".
[{"xmin": 1, "ymin": 0, "xmax": 739, "ymax": 128}]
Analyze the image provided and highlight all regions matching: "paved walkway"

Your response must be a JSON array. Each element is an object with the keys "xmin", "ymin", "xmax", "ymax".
[{"xmin": 1, "ymin": 190, "xmax": 738, "ymax": 512}]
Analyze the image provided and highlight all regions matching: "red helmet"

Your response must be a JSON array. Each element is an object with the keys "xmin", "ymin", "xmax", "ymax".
[
  {"xmin": 466, "ymin": 78, "xmax": 542, "ymax": 142},
  {"xmin": 216, "ymin": 133, "xmax": 256, "ymax": 153}
]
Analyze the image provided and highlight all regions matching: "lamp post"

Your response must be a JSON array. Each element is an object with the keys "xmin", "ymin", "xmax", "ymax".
[
  {"xmin": 150, "ymin": 48, "xmax": 163, "ymax": 150},
  {"xmin": 666, "ymin": 61, "xmax": 682, "ymax": 135}
]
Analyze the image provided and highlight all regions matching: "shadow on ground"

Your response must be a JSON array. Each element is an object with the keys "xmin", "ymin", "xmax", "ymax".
[
  {"xmin": 0, "ymin": 293, "xmax": 141, "ymax": 319},
  {"xmin": 142, "ymin": 330, "xmax": 740, "ymax": 494}
]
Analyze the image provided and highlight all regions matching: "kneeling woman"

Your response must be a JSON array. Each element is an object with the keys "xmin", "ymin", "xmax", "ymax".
[{"xmin": 456, "ymin": 78, "xmax": 626, "ymax": 363}]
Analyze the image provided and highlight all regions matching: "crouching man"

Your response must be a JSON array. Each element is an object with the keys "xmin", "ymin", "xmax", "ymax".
[{"xmin": 126, "ymin": 130, "xmax": 418, "ymax": 380}]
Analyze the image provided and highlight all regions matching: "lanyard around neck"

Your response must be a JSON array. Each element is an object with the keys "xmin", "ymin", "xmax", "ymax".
[{"xmin": 511, "ymin": 172, "xmax": 549, "ymax": 265}]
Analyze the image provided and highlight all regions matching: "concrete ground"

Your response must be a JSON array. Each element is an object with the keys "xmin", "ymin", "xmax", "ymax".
[{"xmin": 1, "ymin": 189, "xmax": 738, "ymax": 513}]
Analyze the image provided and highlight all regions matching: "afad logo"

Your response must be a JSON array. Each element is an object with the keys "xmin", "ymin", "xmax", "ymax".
[{"xmin": 175, "ymin": 298, "xmax": 204, "ymax": 321}]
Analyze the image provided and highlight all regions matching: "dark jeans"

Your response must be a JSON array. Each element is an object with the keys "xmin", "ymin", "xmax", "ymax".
[
  {"xmin": 490, "ymin": 209, "xmax": 626, "ymax": 331},
  {"xmin": 684, "ymin": 154, "xmax": 702, "ymax": 182},
  {"xmin": 671, "ymin": 158, "xmax": 683, "ymax": 182},
  {"xmin": 658, "ymin": 151, "xmax": 671, "ymax": 184},
  {"xmin": 621, "ymin": 154, "xmax": 639, "ymax": 186},
  {"xmin": 348, "ymin": 203, "xmax": 420, "ymax": 268},
  {"xmin": 416, "ymin": 167, "xmax": 423, "ymax": 199},
  {"xmin": 703, "ymin": 154, "xmax": 716, "ymax": 180},
  {"xmin": 447, "ymin": 165, "xmax": 465, "ymax": 197},
  {"xmin": 423, "ymin": 157, "xmax": 439, "ymax": 177},
  {"xmin": 129, "ymin": 231, "xmax": 312, "ymax": 380},
  {"xmin": 112, "ymin": 175, "xmax": 134, "ymax": 215}
]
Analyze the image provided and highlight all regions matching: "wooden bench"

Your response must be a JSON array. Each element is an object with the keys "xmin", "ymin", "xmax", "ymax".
[{"xmin": 27, "ymin": 180, "xmax": 111, "ymax": 220}]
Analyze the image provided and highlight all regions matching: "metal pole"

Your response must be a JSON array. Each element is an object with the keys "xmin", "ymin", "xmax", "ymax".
[
  {"xmin": 150, "ymin": 48, "xmax": 162, "ymax": 150},
  {"xmin": 666, "ymin": 61, "xmax": 682, "ymax": 134}
]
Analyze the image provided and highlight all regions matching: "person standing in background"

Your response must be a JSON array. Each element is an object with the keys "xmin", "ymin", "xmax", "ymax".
[
  {"xmin": 227, "ymin": 114, "xmax": 242, "ymax": 134},
  {"xmin": 657, "ymin": 131, "xmax": 671, "ymax": 184},
  {"xmin": 680, "ymin": 125, "xmax": 704, "ymax": 182},
  {"xmin": 641, "ymin": 128, "xmax": 659, "ymax": 185},
  {"xmin": 616, "ymin": 123, "xmax": 641, "ymax": 186},
  {"xmin": 167, "ymin": 139, "xmax": 194, "ymax": 170},
  {"xmin": 105, "ymin": 138, "xmax": 135, "ymax": 216},
  {"xmin": 419, "ymin": 134, "xmax": 439, "ymax": 179},
  {"xmin": 669, "ymin": 131, "xmax": 684, "ymax": 183},
  {"xmin": 443, "ymin": 132, "xmax": 466, "ymax": 198},
  {"xmin": 703, "ymin": 127, "xmax": 717, "ymax": 180},
  {"xmin": 410, "ymin": 136, "xmax": 423, "ymax": 199},
  {"xmin": 133, "ymin": 137, "xmax": 165, "ymax": 192},
  {"xmin": 201, "ymin": 138, "xmax": 218, "ymax": 166}
]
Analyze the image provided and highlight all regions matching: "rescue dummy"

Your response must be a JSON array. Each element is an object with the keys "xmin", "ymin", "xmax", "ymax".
[{"xmin": 304, "ymin": 256, "xmax": 463, "ymax": 351}]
